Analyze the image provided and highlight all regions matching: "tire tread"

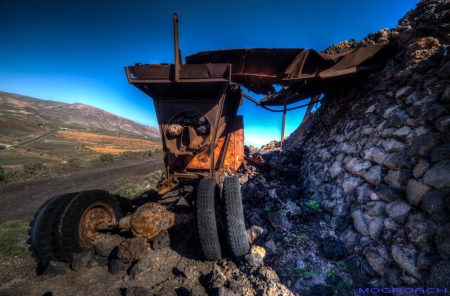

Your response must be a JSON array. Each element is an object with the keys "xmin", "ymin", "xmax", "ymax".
[{"xmin": 223, "ymin": 176, "xmax": 250, "ymax": 257}]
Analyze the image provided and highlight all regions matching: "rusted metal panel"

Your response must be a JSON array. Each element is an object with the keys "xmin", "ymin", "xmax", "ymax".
[
  {"xmin": 222, "ymin": 116, "xmax": 244, "ymax": 172},
  {"xmin": 185, "ymin": 48, "xmax": 304, "ymax": 76},
  {"xmin": 186, "ymin": 116, "xmax": 244, "ymax": 173},
  {"xmin": 185, "ymin": 44, "xmax": 397, "ymax": 106}
]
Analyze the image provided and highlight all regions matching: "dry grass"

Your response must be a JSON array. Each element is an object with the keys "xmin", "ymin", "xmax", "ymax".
[
  {"xmin": 57, "ymin": 130, "xmax": 160, "ymax": 148},
  {"xmin": 0, "ymin": 220, "xmax": 30, "ymax": 257},
  {"xmin": 85, "ymin": 147, "xmax": 144, "ymax": 154},
  {"xmin": 56, "ymin": 130, "xmax": 161, "ymax": 155},
  {"xmin": 0, "ymin": 130, "xmax": 162, "ymax": 166}
]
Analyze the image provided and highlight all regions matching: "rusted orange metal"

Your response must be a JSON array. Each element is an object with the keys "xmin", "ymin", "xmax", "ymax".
[
  {"xmin": 118, "ymin": 202, "xmax": 193, "ymax": 240},
  {"xmin": 119, "ymin": 203, "xmax": 175, "ymax": 240},
  {"xmin": 185, "ymin": 44, "xmax": 398, "ymax": 106},
  {"xmin": 186, "ymin": 116, "xmax": 244, "ymax": 173},
  {"xmin": 78, "ymin": 201, "xmax": 117, "ymax": 249}
]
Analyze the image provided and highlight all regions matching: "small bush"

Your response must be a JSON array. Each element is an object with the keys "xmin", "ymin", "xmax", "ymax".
[
  {"xmin": 22, "ymin": 161, "xmax": 47, "ymax": 175},
  {"xmin": 296, "ymin": 234, "xmax": 309, "ymax": 245},
  {"xmin": 305, "ymin": 199, "xmax": 319, "ymax": 211},
  {"xmin": 114, "ymin": 183, "xmax": 144, "ymax": 199},
  {"xmin": 295, "ymin": 266, "xmax": 319, "ymax": 278},
  {"xmin": 23, "ymin": 161, "xmax": 43, "ymax": 172},
  {"xmin": 68, "ymin": 156, "xmax": 85, "ymax": 166},
  {"xmin": 2, "ymin": 167, "xmax": 23, "ymax": 182},
  {"xmin": 120, "ymin": 151, "xmax": 132, "ymax": 157},
  {"xmin": 145, "ymin": 148, "xmax": 163, "ymax": 157},
  {"xmin": 99, "ymin": 153, "xmax": 114, "ymax": 162},
  {"xmin": 326, "ymin": 270, "xmax": 336, "ymax": 278},
  {"xmin": 277, "ymin": 209, "xmax": 286, "ymax": 215},
  {"xmin": 145, "ymin": 170, "xmax": 162, "ymax": 188},
  {"xmin": 0, "ymin": 220, "xmax": 30, "ymax": 257}
]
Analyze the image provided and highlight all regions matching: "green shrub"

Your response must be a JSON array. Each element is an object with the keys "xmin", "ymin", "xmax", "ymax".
[
  {"xmin": 0, "ymin": 220, "xmax": 30, "ymax": 257},
  {"xmin": 22, "ymin": 161, "xmax": 46, "ymax": 175},
  {"xmin": 326, "ymin": 270, "xmax": 337, "ymax": 278},
  {"xmin": 146, "ymin": 148, "xmax": 163, "ymax": 157},
  {"xmin": 295, "ymin": 266, "xmax": 319, "ymax": 278},
  {"xmin": 296, "ymin": 234, "xmax": 309, "ymax": 245},
  {"xmin": 114, "ymin": 183, "xmax": 144, "ymax": 199},
  {"xmin": 2, "ymin": 167, "xmax": 23, "ymax": 182},
  {"xmin": 68, "ymin": 156, "xmax": 85, "ymax": 166},
  {"xmin": 120, "ymin": 151, "xmax": 132, "ymax": 157},
  {"xmin": 145, "ymin": 170, "xmax": 162, "ymax": 188},
  {"xmin": 306, "ymin": 199, "xmax": 319, "ymax": 211},
  {"xmin": 99, "ymin": 153, "xmax": 114, "ymax": 162},
  {"xmin": 277, "ymin": 209, "xmax": 286, "ymax": 215}
]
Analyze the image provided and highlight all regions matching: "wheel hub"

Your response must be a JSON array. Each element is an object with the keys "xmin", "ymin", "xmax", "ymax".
[{"xmin": 78, "ymin": 202, "xmax": 115, "ymax": 249}]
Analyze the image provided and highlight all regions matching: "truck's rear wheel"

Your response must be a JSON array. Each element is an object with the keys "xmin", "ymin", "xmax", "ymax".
[
  {"xmin": 223, "ymin": 175, "xmax": 249, "ymax": 257},
  {"xmin": 55, "ymin": 190, "xmax": 122, "ymax": 262},
  {"xmin": 28, "ymin": 192, "xmax": 79, "ymax": 265},
  {"xmin": 195, "ymin": 178, "xmax": 221, "ymax": 260}
]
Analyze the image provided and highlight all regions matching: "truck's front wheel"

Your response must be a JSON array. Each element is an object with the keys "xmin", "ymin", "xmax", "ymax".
[
  {"xmin": 28, "ymin": 192, "xmax": 79, "ymax": 265},
  {"xmin": 55, "ymin": 190, "xmax": 122, "ymax": 262}
]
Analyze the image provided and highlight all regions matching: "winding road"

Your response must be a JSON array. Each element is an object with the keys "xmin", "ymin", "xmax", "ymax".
[{"xmin": 0, "ymin": 157, "xmax": 163, "ymax": 223}]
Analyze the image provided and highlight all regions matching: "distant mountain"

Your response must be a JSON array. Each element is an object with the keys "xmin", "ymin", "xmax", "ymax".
[{"xmin": 0, "ymin": 91, "xmax": 160, "ymax": 138}]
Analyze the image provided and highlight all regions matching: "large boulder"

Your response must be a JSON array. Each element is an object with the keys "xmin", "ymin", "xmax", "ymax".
[
  {"xmin": 117, "ymin": 236, "xmax": 148, "ymax": 263},
  {"xmin": 383, "ymin": 169, "xmax": 411, "ymax": 191},
  {"xmin": 424, "ymin": 160, "xmax": 450, "ymax": 189},
  {"xmin": 267, "ymin": 212, "xmax": 290, "ymax": 231},
  {"xmin": 94, "ymin": 234, "xmax": 125, "ymax": 257},
  {"xmin": 391, "ymin": 244, "xmax": 422, "ymax": 279},
  {"xmin": 339, "ymin": 225, "xmax": 362, "ymax": 255},
  {"xmin": 374, "ymin": 184, "xmax": 403, "ymax": 203},
  {"xmin": 406, "ymin": 179, "xmax": 431, "ymax": 206},
  {"xmin": 421, "ymin": 187, "xmax": 450, "ymax": 223},
  {"xmin": 385, "ymin": 199, "xmax": 413, "ymax": 224},
  {"xmin": 351, "ymin": 210, "xmax": 370, "ymax": 236},
  {"xmin": 405, "ymin": 213, "xmax": 438, "ymax": 254}
]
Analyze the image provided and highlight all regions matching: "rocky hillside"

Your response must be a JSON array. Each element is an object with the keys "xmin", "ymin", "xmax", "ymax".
[
  {"xmin": 0, "ymin": 91, "xmax": 160, "ymax": 138},
  {"xmin": 276, "ymin": 0, "xmax": 450, "ymax": 290}
]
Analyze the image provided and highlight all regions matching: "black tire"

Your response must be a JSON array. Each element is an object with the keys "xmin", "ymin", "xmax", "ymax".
[
  {"xmin": 28, "ymin": 192, "xmax": 79, "ymax": 265},
  {"xmin": 223, "ymin": 175, "xmax": 249, "ymax": 257},
  {"xmin": 195, "ymin": 178, "xmax": 221, "ymax": 260},
  {"xmin": 55, "ymin": 190, "xmax": 122, "ymax": 262}
]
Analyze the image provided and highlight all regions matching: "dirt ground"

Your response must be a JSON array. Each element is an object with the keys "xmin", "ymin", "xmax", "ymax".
[
  {"xmin": 0, "ymin": 227, "xmax": 217, "ymax": 296},
  {"xmin": 0, "ymin": 159, "xmax": 253, "ymax": 296},
  {"xmin": 0, "ymin": 157, "xmax": 164, "ymax": 224}
]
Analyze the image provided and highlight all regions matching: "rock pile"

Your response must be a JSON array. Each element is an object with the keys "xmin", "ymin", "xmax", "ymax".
[{"xmin": 283, "ymin": 0, "xmax": 450, "ymax": 289}]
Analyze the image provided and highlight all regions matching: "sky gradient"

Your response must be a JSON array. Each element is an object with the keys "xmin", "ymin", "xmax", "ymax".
[{"xmin": 0, "ymin": 0, "xmax": 417, "ymax": 146}]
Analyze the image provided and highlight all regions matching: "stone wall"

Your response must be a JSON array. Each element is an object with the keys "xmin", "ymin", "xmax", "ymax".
[{"xmin": 287, "ymin": 0, "xmax": 450, "ymax": 287}]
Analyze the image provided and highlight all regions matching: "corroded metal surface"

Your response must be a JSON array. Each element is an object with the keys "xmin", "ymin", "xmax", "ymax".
[
  {"xmin": 78, "ymin": 201, "xmax": 116, "ymax": 249},
  {"xmin": 119, "ymin": 203, "xmax": 175, "ymax": 240},
  {"xmin": 125, "ymin": 14, "xmax": 245, "ymax": 185},
  {"xmin": 186, "ymin": 116, "xmax": 244, "ymax": 173},
  {"xmin": 119, "ymin": 202, "xmax": 193, "ymax": 240},
  {"xmin": 245, "ymin": 155, "xmax": 280, "ymax": 171},
  {"xmin": 185, "ymin": 44, "xmax": 397, "ymax": 106}
]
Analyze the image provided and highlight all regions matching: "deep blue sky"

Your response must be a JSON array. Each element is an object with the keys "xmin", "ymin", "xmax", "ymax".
[{"xmin": 0, "ymin": 0, "xmax": 417, "ymax": 146}]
